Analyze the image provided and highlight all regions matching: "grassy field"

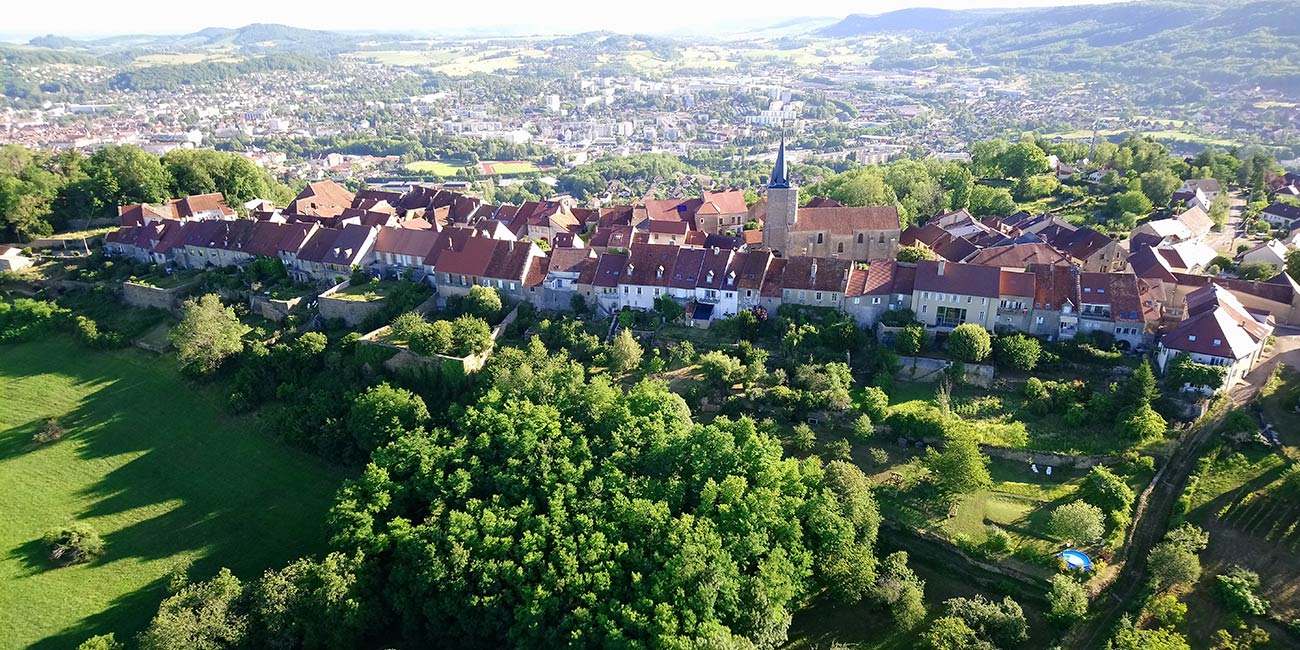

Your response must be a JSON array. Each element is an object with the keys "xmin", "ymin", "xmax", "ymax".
[
  {"xmin": 0, "ymin": 339, "xmax": 343, "ymax": 650},
  {"xmin": 403, "ymin": 160, "xmax": 544, "ymax": 177},
  {"xmin": 404, "ymin": 160, "xmax": 466, "ymax": 176}
]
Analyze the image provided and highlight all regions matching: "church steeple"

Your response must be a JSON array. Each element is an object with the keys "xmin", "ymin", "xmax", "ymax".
[{"xmin": 769, "ymin": 134, "xmax": 789, "ymax": 190}]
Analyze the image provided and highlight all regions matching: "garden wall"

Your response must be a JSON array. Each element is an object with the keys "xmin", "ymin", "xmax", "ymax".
[
  {"xmin": 317, "ymin": 280, "xmax": 383, "ymax": 327},
  {"xmin": 249, "ymin": 294, "xmax": 308, "ymax": 322},
  {"xmin": 356, "ymin": 324, "xmax": 488, "ymax": 375},
  {"xmin": 121, "ymin": 280, "xmax": 198, "ymax": 311}
]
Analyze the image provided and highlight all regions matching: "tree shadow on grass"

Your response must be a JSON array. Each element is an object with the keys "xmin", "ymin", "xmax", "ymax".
[
  {"xmin": 1, "ymin": 340, "xmax": 342, "ymax": 649},
  {"xmin": 6, "ymin": 536, "xmax": 53, "ymax": 577}
]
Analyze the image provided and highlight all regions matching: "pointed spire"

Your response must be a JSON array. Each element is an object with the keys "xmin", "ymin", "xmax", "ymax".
[{"xmin": 769, "ymin": 134, "xmax": 790, "ymax": 190}]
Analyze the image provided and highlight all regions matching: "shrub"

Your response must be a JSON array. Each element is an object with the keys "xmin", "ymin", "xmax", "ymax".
[
  {"xmin": 887, "ymin": 404, "xmax": 948, "ymax": 439},
  {"xmin": 1049, "ymin": 501, "xmax": 1105, "ymax": 545},
  {"xmin": 1145, "ymin": 593, "xmax": 1187, "ymax": 627},
  {"xmin": 409, "ymin": 321, "xmax": 453, "ymax": 356},
  {"xmin": 1122, "ymin": 403, "xmax": 1167, "ymax": 440},
  {"xmin": 826, "ymin": 438, "xmax": 853, "ymax": 462},
  {"xmin": 859, "ymin": 386, "xmax": 891, "ymax": 421},
  {"xmin": 1077, "ymin": 466, "xmax": 1136, "ymax": 516},
  {"xmin": 1148, "ymin": 541, "xmax": 1201, "ymax": 592},
  {"xmin": 869, "ymin": 448, "xmax": 890, "ymax": 465},
  {"xmin": 449, "ymin": 315, "xmax": 493, "ymax": 357},
  {"xmin": 389, "ymin": 311, "xmax": 426, "ymax": 339},
  {"xmin": 792, "ymin": 423, "xmax": 816, "ymax": 452},
  {"xmin": 465, "ymin": 285, "xmax": 503, "ymax": 321},
  {"xmin": 947, "ymin": 323, "xmax": 992, "ymax": 363},
  {"xmin": 1215, "ymin": 566, "xmax": 1268, "ymax": 616},
  {"xmin": 1047, "ymin": 575, "xmax": 1088, "ymax": 622},
  {"xmin": 880, "ymin": 308, "xmax": 917, "ymax": 327},
  {"xmin": 33, "ymin": 418, "xmax": 66, "ymax": 444},
  {"xmin": 77, "ymin": 634, "xmax": 124, "ymax": 650},
  {"xmin": 43, "ymin": 524, "xmax": 105, "ymax": 566},
  {"xmin": 896, "ymin": 323, "xmax": 928, "ymax": 356},
  {"xmin": 994, "ymin": 334, "xmax": 1041, "ymax": 371},
  {"xmin": 851, "ymin": 414, "xmax": 875, "ymax": 443}
]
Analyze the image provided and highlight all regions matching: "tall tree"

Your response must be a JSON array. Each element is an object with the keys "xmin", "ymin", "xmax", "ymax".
[{"xmin": 169, "ymin": 294, "xmax": 248, "ymax": 375}]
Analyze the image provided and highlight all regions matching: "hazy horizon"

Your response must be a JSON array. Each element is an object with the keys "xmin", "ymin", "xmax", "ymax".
[{"xmin": 3, "ymin": 0, "xmax": 1126, "ymax": 41}]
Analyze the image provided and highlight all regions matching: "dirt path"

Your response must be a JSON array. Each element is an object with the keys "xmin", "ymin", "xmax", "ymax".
[{"xmin": 1064, "ymin": 333, "xmax": 1300, "ymax": 649}]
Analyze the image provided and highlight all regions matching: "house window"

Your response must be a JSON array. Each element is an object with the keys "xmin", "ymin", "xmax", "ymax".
[
  {"xmin": 637, "ymin": 287, "xmax": 642, "ymax": 295},
  {"xmin": 857, "ymin": 233, "xmax": 864, "ymax": 244},
  {"xmin": 872, "ymin": 297, "xmax": 880, "ymax": 305},
  {"xmin": 837, "ymin": 242, "xmax": 844, "ymax": 254},
  {"xmin": 854, "ymin": 297, "xmax": 861, "ymax": 304},
  {"xmin": 922, "ymin": 305, "xmax": 928, "ymax": 314},
  {"xmin": 816, "ymin": 292, "xmax": 823, "ymax": 301},
  {"xmin": 746, "ymin": 290, "xmax": 752, "ymax": 297},
  {"xmin": 624, "ymin": 287, "xmax": 629, "ymax": 294},
  {"xmin": 816, "ymin": 233, "xmax": 824, "ymax": 244},
  {"xmin": 1036, "ymin": 316, "xmax": 1044, "ymax": 324},
  {"xmin": 509, "ymin": 282, "xmax": 516, "ymax": 290}
]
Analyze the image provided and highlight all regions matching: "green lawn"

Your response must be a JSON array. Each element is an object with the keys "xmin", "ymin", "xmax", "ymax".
[
  {"xmin": 0, "ymin": 339, "xmax": 343, "ymax": 649},
  {"xmin": 404, "ymin": 160, "xmax": 466, "ymax": 176}
]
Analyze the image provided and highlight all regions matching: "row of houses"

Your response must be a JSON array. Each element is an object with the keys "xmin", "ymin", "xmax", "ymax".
[{"xmin": 102, "ymin": 176, "xmax": 1290, "ymax": 391}]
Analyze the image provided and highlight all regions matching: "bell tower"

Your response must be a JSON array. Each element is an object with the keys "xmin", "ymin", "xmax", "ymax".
[{"xmin": 763, "ymin": 134, "xmax": 798, "ymax": 256}]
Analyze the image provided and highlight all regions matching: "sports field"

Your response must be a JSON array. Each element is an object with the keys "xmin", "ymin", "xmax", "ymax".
[
  {"xmin": 0, "ymin": 339, "xmax": 341, "ymax": 649},
  {"xmin": 403, "ymin": 160, "xmax": 546, "ymax": 176}
]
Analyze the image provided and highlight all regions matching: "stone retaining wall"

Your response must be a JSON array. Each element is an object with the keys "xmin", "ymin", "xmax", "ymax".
[
  {"xmin": 250, "ymin": 294, "xmax": 309, "ymax": 322},
  {"xmin": 317, "ymin": 280, "xmax": 385, "ymax": 327},
  {"xmin": 121, "ymin": 280, "xmax": 197, "ymax": 311}
]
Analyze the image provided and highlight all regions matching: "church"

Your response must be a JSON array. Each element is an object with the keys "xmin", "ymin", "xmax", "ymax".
[{"xmin": 761, "ymin": 138, "xmax": 902, "ymax": 261}]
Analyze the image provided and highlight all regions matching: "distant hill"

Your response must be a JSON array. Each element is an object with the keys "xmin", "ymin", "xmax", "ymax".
[
  {"xmin": 816, "ymin": 7, "xmax": 1008, "ymax": 37},
  {"xmin": 949, "ymin": 0, "xmax": 1300, "ymax": 92},
  {"xmin": 26, "ymin": 34, "xmax": 84, "ymax": 50},
  {"xmin": 21, "ymin": 23, "xmax": 402, "ymax": 56}
]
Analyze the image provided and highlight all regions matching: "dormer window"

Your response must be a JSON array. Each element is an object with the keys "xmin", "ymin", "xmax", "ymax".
[
  {"xmin": 1213, "ymin": 339, "xmax": 1221, "ymax": 346},
  {"xmin": 627, "ymin": 263, "xmax": 635, "ymax": 275},
  {"xmin": 656, "ymin": 265, "xmax": 664, "ymax": 279},
  {"xmin": 1188, "ymin": 335, "xmax": 1197, "ymax": 341},
  {"xmin": 706, "ymin": 270, "xmax": 715, "ymax": 283}
]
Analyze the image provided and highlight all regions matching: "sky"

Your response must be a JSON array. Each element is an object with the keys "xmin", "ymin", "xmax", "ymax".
[{"xmin": 2, "ymin": 0, "xmax": 1124, "ymax": 40}]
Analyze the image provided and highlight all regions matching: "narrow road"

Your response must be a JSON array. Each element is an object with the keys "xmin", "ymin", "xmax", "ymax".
[{"xmin": 1064, "ymin": 332, "xmax": 1300, "ymax": 650}]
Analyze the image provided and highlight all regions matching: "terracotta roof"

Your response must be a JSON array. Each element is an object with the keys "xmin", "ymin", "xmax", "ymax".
[
  {"xmin": 760, "ymin": 258, "xmax": 788, "ymax": 298},
  {"xmin": 592, "ymin": 251, "xmax": 628, "ymax": 287},
  {"xmin": 171, "ymin": 193, "xmax": 235, "ymax": 219},
  {"xmin": 1080, "ymin": 272, "xmax": 1144, "ymax": 322},
  {"xmin": 1028, "ymin": 263, "xmax": 1078, "ymax": 311},
  {"xmin": 701, "ymin": 190, "xmax": 748, "ymax": 214},
  {"xmin": 374, "ymin": 226, "xmax": 440, "ymax": 259},
  {"xmin": 999, "ymin": 269, "xmax": 1036, "ymax": 297},
  {"xmin": 245, "ymin": 221, "xmax": 314, "ymax": 257},
  {"xmin": 433, "ymin": 235, "xmax": 499, "ymax": 277},
  {"xmin": 795, "ymin": 205, "xmax": 900, "ymax": 234},
  {"xmin": 118, "ymin": 203, "xmax": 176, "ymax": 226},
  {"xmin": 524, "ymin": 256, "xmax": 548, "ymax": 287},
  {"xmin": 1164, "ymin": 284, "xmax": 1271, "ymax": 359},
  {"xmin": 291, "ymin": 180, "xmax": 355, "ymax": 215},
  {"xmin": 1127, "ymin": 244, "xmax": 1177, "ymax": 283},
  {"xmin": 857, "ymin": 260, "xmax": 916, "ymax": 297},
  {"xmin": 624, "ymin": 244, "xmax": 680, "ymax": 287},
  {"xmin": 727, "ymin": 251, "xmax": 771, "ymax": 290},
  {"xmin": 548, "ymin": 248, "xmax": 597, "ymax": 275},
  {"xmin": 297, "ymin": 225, "xmax": 374, "ymax": 266},
  {"xmin": 781, "ymin": 256, "xmax": 853, "ymax": 292},
  {"xmin": 968, "ymin": 243, "xmax": 1071, "ymax": 268}
]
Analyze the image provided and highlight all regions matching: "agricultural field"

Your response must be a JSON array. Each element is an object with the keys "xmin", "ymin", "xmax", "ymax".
[
  {"xmin": 0, "ymin": 339, "xmax": 342, "ymax": 649},
  {"xmin": 1175, "ymin": 366, "xmax": 1300, "ymax": 645}
]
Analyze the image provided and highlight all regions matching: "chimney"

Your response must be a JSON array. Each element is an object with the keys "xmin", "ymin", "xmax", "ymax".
[{"xmin": 937, "ymin": 260, "xmax": 946, "ymax": 276}]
